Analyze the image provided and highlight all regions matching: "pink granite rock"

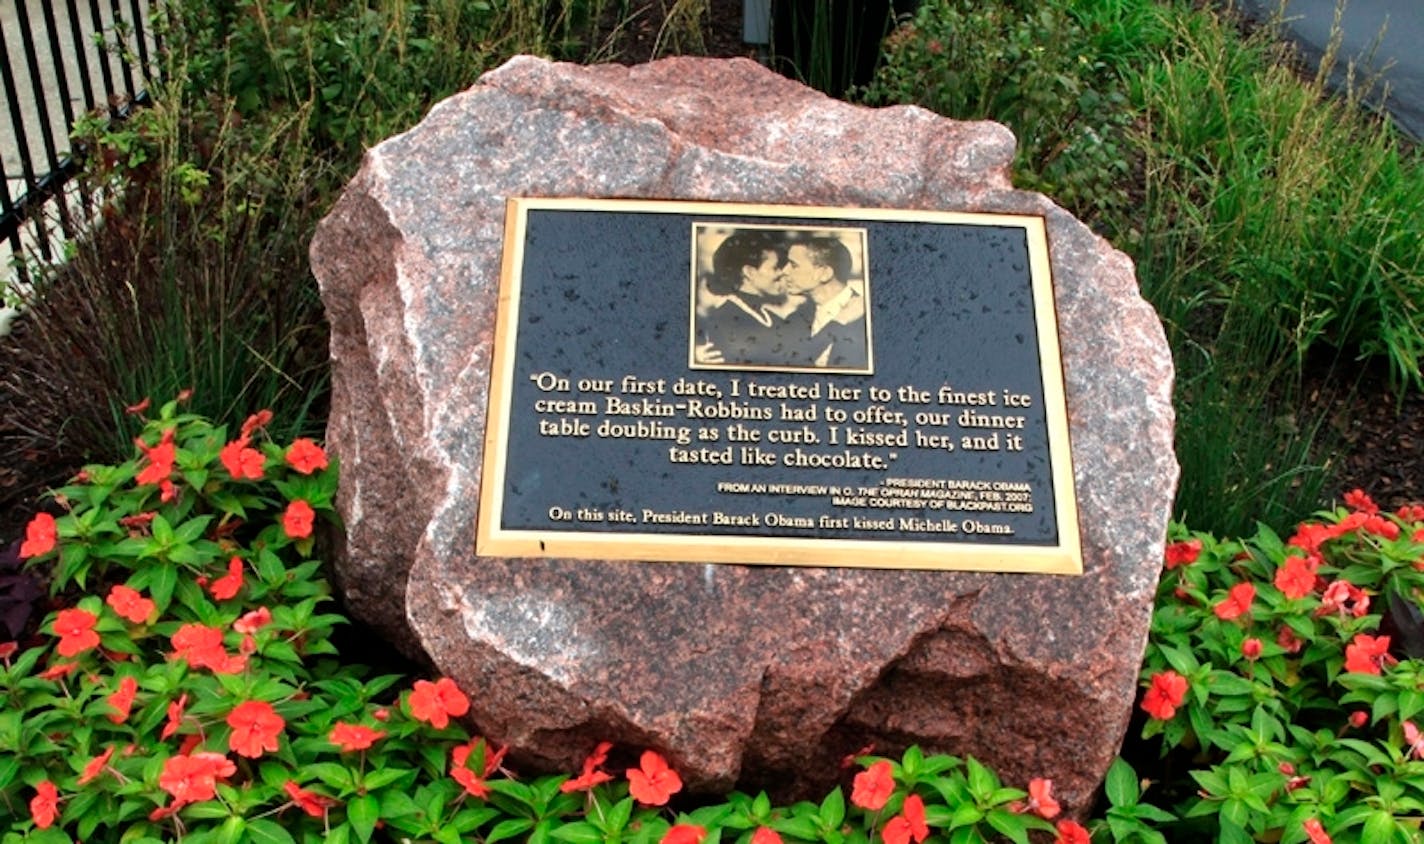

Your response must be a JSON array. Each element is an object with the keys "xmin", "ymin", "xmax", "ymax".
[{"xmin": 309, "ymin": 55, "xmax": 1177, "ymax": 812}]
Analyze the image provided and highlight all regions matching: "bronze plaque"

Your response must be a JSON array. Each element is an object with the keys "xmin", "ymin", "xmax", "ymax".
[{"xmin": 477, "ymin": 199, "xmax": 1081, "ymax": 573}]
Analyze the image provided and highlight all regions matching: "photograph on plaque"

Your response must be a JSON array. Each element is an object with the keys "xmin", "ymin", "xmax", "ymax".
[
  {"xmin": 691, "ymin": 224, "xmax": 873, "ymax": 374},
  {"xmin": 477, "ymin": 198, "xmax": 1082, "ymax": 574}
]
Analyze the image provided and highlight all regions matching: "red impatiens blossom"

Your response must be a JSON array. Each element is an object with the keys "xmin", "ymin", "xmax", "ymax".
[
  {"xmin": 1303, "ymin": 818, "xmax": 1333, "ymax": 844},
  {"xmin": 20, "ymin": 512, "xmax": 57, "ymax": 558},
  {"xmin": 1025, "ymin": 778, "xmax": 1061, "ymax": 820},
  {"xmin": 284, "ymin": 780, "xmax": 337, "ymax": 818},
  {"xmin": 1054, "ymin": 820, "xmax": 1092, "ymax": 844},
  {"xmin": 751, "ymin": 828, "xmax": 784, "ymax": 844},
  {"xmin": 1404, "ymin": 721, "xmax": 1424, "ymax": 760},
  {"xmin": 30, "ymin": 780, "xmax": 59, "ymax": 829},
  {"xmin": 233, "ymin": 607, "xmax": 272, "ymax": 634},
  {"xmin": 0, "ymin": 641, "xmax": 16, "ymax": 662},
  {"xmin": 1344, "ymin": 489, "xmax": 1378, "ymax": 514},
  {"xmin": 156, "ymin": 751, "xmax": 236, "ymax": 809},
  {"xmin": 408, "ymin": 677, "xmax": 470, "ymax": 729},
  {"xmin": 162, "ymin": 694, "xmax": 189, "ymax": 739},
  {"xmin": 135, "ymin": 427, "xmax": 177, "ymax": 486},
  {"xmin": 881, "ymin": 793, "xmax": 929, "ymax": 844},
  {"xmin": 1288, "ymin": 522, "xmax": 1336, "ymax": 556},
  {"xmin": 1213, "ymin": 582, "xmax": 1256, "ymax": 621},
  {"xmin": 450, "ymin": 739, "xmax": 508, "ymax": 799},
  {"xmin": 106, "ymin": 584, "xmax": 155, "ymax": 624},
  {"xmin": 220, "ymin": 437, "xmax": 265, "ymax": 481},
  {"xmin": 1318, "ymin": 580, "xmax": 1370, "ymax": 618},
  {"xmin": 1398, "ymin": 504, "xmax": 1424, "ymax": 522},
  {"xmin": 286, "ymin": 438, "xmax": 329, "ymax": 475},
  {"xmin": 1363, "ymin": 514, "xmax": 1400, "ymax": 540},
  {"xmin": 1141, "ymin": 670, "xmax": 1189, "ymax": 720},
  {"xmin": 1241, "ymin": 638, "xmax": 1263, "ymax": 661},
  {"xmin": 283, "ymin": 499, "xmax": 315, "ymax": 539},
  {"xmin": 209, "ymin": 557, "xmax": 245, "ymax": 601},
  {"xmin": 171, "ymin": 623, "xmax": 246, "ymax": 674},
  {"xmin": 227, "ymin": 700, "xmax": 285, "ymax": 758},
  {"xmin": 1277, "ymin": 625, "xmax": 1306, "ymax": 654},
  {"xmin": 627, "ymin": 750, "xmax": 683, "ymax": 807},
  {"xmin": 560, "ymin": 741, "xmax": 615, "ymax": 793},
  {"xmin": 661, "ymin": 825, "xmax": 706, "ymax": 844},
  {"xmin": 1350, "ymin": 710, "xmax": 1370, "ymax": 728},
  {"xmin": 78, "ymin": 746, "xmax": 115, "ymax": 785},
  {"xmin": 54, "ymin": 608, "xmax": 100, "ymax": 657},
  {"xmin": 851, "ymin": 760, "xmax": 896, "ymax": 811},
  {"xmin": 39, "ymin": 661, "xmax": 78, "ymax": 681},
  {"xmin": 1344, "ymin": 634, "xmax": 1396, "ymax": 675},
  {"xmin": 241, "ymin": 409, "xmax": 273, "ymax": 438},
  {"xmin": 1163, "ymin": 538, "xmax": 1202, "ymax": 569},
  {"xmin": 107, "ymin": 675, "xmax": 139, "ymax": 724},
  {"xmin": 1274, "ymin": 555, "xmax": 1319, "ymax": 600},
  {"xmin": 329, "ymin": 722, "xmax": 387, "ymax": 753}
]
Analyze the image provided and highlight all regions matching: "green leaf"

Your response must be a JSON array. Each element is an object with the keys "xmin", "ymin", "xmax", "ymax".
[
  {"xmin": 1105, "ymin": 757, "xmax": 1140, "ymax": 807},
  {"xmin": 246, "ymin": 814, "xmax": 296, "ymax": 842},
  {"xmin": 348, "ymin": 794, "xmax": 380, "ymax": 843},
  {"xmin": 984, "ymin": 809, "xmax": 1034, "ymax": 844},
  {"xmin": 550, "ymin": 822, "xmax": 603, "ymax": 844},
  {"xmin": 486, "ymin": 818, "xmax": 536, "ymax": 844},
  {"xmin": 149, "ymin": 563, "xmax": 178, "ymax": 610},
  {"xmin": 1361, "ymin": 810, "xmax": 1397, "ymax": 844},
  {"xmin": 820, "ymin": 787, "xmax": 845, "ymax": 828}
]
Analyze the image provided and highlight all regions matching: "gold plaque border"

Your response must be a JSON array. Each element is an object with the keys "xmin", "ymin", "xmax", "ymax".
[{"xmin": 477, "ymin": 198, "xmax": 1082, "ymax": 575}]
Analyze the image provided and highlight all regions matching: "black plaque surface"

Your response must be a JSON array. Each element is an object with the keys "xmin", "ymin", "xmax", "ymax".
[{"xmin": 477, "ymin": 199, "xmax": 1081, "ymax": 573}]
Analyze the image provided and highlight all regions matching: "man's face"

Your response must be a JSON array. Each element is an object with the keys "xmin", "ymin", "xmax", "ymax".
[
  {"xmin": 780, "ymin": 244, "xmax": 830, "ymax": 295},
  {"xmin": 741, "ymin": 249, "xmax": 785, "ymax": 297}
]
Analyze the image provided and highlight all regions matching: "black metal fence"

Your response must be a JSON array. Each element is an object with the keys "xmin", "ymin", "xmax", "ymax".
[{"xmin": 1, "ymin": 0, "xmax": 157, "ymax": 278}]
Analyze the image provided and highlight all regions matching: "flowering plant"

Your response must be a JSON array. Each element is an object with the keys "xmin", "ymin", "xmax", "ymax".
[
  {"xmin": 1, "ymin": 404, "xmax": 1075, "ymax": 844},
  {"xmin": 1133, "ymin": 492, "xmax": 1424, "ymax": 842}
]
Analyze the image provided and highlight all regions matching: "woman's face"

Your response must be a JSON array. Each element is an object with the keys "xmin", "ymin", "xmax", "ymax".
[{"xmin": 740, "ymin": 249, "xmax": 785, "ymax": 297}]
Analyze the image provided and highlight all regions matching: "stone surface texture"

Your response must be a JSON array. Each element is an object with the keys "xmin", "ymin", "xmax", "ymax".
[{"xmin": 309, "ymin": 55, "xmax": 1178, "ymax": 811}]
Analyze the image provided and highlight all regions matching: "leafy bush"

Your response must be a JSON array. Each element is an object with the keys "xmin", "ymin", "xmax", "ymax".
[
  {"xmin": 0, "ymin": 405, "xmax": 1085, "ymax": 844},
  {"xmin": 1133, "ymin": 492, "xmax": 1424, "ymax": 842}
]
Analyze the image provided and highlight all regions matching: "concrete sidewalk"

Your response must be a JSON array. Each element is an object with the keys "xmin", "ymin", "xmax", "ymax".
[{"xmin": 1237, "ymin": 0, "xmax": 1424, "ymax": 140}]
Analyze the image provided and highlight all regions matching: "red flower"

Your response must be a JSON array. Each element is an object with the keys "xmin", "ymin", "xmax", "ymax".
[
  {"xmin": 1213, "ymin": 582, "xmax": 1255, "ymax": 620},
  {"xmin": 1344, "ymin": 489, "xmax": 1378, "ymax": 514},
  {"xmin": 162, "ymin": 694, "xmax": 189, "ymax": 739},
  {"xmin": 234, "ymin": 607, "xmax": 272, "ymax": 634},
  {"xmin": 220, "ymin": 438, "xmax": 265, "ymax": 481},
  {"xmin": 20, "ymin": 512, "xmax": 57, "ymax": 558},
  {"xmin": 1241, "ymin": 638, "xmax": 1263, "ymax": 661},
  {"xmin": 1289, "ymin": 522, "xmax": 1335, "ymax": 555},
  {"xmin": 1141, "ymin": 670, "xmax": 1188, "ymax": 720},
  {"xmin": 106, "ymin": 585, "xmax": 155, "ymax": 624},
  {"xmin": 157, "ymin": 752, "xmax": 236, "ymax": 808},
  {"xmin": 851, "ymin": 760, "xmax": 896, "ymax": 811},
  {"xmin": 0, "ymin": 641, "xmax": 15, "ymax": 661},
  {"xmin": 1274, "ymin": 556, "xmax": 1318, "ymax": 600},
  {"xmin": 286, "ymin": 439, "xmax": 329, "ymax": 475},
  {"xmin": 1163, "ymin": 538, "xmax": 1201, "ymax": 569},
  {"xmin": 241, "ymin": 409, "xmax": 273, "ymax": 438},
  {"xmin": 1303, "ymin": 818, "xmax": 1332, "ymax": 844},
  {"xmin": 1277, "ymin": 625, "xmax": 1305, "ymax": 654},
  {"xmin": 227, "ymin": 700, "xmax": 285, "ymax": 758},
  {"xmin": 561, "ymin": 741, "xmax": 615, "ymax": 793},
  {"xmin": 283, "ymin": 500, "xmax": 315, "ymax": 539},
  {"xmin": 54, "ymin": 608, "xmax": 100, "ymax": 657},
  {"xmin": 1054, "ymin": 820, "xmax": 1092, "ymax": 844},
  {"xmin": 1363, "ymin": 514, "xmax": 1400, "ymax": 540},
  {"xmin": 627, "ymin": 750, "xmax": 683, "ymax": 806},
  {"xmin": 1350, "ymin": 710, "xmax": 1369, "ymax": 728},
  {"xmin": 661, "ymin": 825, "xmax": 706, "ymax": 844},
  {"xmin": 135, "ymin": 427, "xmax": 177, "ymax": 486},
  {"xmin": 171, "ymin": 623, "xmax": 246, "ymax": 674},
  {"xmin": 1398, "ymin": 504, "xmax": 1424, "ymax": 522},
  {"xmin": 1025, "ymin": 778, "xmax": 1061, "ymax": 820},
  {"xmin": 78, "ymin": 746, "xmax": 115, "ymax": 785},
  {"xmin": 751, "ymin": 828, "xmax": 784, "ymax": 844},
  {"xmin": 330, "ymin": 722, "xmax": 387, "ymax": 752},
  {"xmin": 284, "ymin": 780, "xmax": 336, "ymax": 818},
  {"xmin": 1318, "ymin": 580, "xmax": 1370, "ymax": 618},
  {"xmin": 450, "ymin": 739, "xmax": 507, "ymax": 799},
  {"xmin": 1404, "ymin": 721, "xmax": 1424, "ymax": 760},
  {"xmin": 39, "ymin": 661, "xmax": 78, "ymax": 681},
  {"xmin": 408, "ymin": 677, "xmax": 470, "ymax": 729},
  {"xmin": 30, "ymin": 780, "xmax": 58, "ymax": 829},
  {"xmin": 108, "ymin": 675, "xmax": 139, "ymax": 724},
  {"xmin": 209, "ymin": 557, "xmax": 245, "ymax": 601},
  {"xmin": 1344, "ymin": 634, "xmax": 1395, "ymax": 675},
  {"xmin": 125, "ymin": 396, "xmax": 152, "ymax": 416}
]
